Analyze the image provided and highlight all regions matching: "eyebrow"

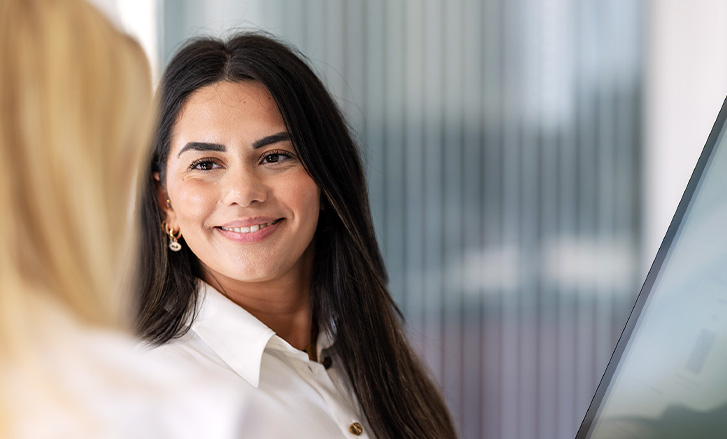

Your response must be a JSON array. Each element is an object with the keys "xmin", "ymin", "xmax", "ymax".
[
  {"xmin": 177, "ymin": 142, "xmax": 226, "ymax": 157},
  {"xmin": 176, "ymin": 132, "xmax": 291, "ymax": 157},
  {"xmin": 252, "ymin": 131, "xmax": 291, "ymax": 149}
]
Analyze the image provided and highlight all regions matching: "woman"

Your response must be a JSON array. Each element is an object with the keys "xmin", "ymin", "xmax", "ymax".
[
  {"xmin": 0, "ymin": 0, "xmax": 245, "ymax": 437},
  {"xmin": 136, "ymin": 32, "xmax": 457, "ymax": 439}
]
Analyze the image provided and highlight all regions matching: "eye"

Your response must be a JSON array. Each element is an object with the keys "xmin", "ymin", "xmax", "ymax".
[
  {"xmin": 260, "ymin": 150, "xmax": 293, "ymax": 165},
  {"xmin": 189, "ymin": 158, "xmax": 220, "ymax": 171}
]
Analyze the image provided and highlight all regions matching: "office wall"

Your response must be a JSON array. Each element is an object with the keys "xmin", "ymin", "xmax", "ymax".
[
  {"xmin": 156, "ymin": 1, "xmax": 643, "ymax": 438},
  {"xmin": 642, "ymin": 0, "xmax": 727, "ymax": 269}
]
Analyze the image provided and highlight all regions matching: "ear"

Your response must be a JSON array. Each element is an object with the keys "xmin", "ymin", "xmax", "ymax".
[{"xmin": 154, "ymin": 172, "xmax": 178, "ymax": 227}]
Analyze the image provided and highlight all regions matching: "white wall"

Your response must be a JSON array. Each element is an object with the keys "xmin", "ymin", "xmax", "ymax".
[{"xmin": 643, "ymin": 0, "xmax": 727, "ymax": 270}]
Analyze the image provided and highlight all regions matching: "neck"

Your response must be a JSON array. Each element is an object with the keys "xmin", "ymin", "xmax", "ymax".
[{"xmin": 201, "ymin": 255, "xmax": 315, "ymax": 354}]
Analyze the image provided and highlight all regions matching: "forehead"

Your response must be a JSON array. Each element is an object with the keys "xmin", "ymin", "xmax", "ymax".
[
  {"xmin": 171, "ymin": 80, "xmax": 283, "ymax": 147},
  {"xmin": 187, "ymin": 80, "xmax": 275, "ymax": 109}
]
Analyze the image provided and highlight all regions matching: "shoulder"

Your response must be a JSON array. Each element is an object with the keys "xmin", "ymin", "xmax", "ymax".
[{"xmin": 4, "ymin": 326, "xmax": 249, "ymax": 439}]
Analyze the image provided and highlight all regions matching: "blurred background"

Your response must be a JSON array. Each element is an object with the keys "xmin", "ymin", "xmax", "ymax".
[{"xmin": 99, "ymin": 1, "xmax": 727, "ymax": 438}]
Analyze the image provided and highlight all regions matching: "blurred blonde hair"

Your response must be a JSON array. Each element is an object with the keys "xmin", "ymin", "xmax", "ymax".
[{"xmin": 0, "ymin": 0, "xmax": 153, "ymax": 351}]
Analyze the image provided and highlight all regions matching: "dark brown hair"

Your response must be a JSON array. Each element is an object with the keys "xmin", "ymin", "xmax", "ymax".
[{"xmin": 135, "ymin": 32, "xmax": 457, "ymax": 439}]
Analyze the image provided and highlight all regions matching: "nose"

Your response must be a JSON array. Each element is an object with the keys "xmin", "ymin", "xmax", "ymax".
[{"xmin": 221, "ymin": 166, "xmax": 268, "ymax": 207}]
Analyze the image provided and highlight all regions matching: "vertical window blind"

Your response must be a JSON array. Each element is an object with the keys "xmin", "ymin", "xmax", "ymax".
[{"xmin": 159, "ymin": 1, "xmax": 644, "ymax": 437}]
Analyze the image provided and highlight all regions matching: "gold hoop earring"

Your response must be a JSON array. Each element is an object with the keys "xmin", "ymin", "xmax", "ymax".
[{"xmin": 161, "ymin": 221, "xmax": 182, "ymax": 252}]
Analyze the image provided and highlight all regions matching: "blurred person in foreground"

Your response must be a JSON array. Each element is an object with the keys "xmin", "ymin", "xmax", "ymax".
[{"xmin": 0, "ymin": 0, "xmax": 246, "ymax": 437}]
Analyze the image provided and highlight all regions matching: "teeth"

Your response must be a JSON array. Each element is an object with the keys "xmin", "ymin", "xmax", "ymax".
[{"xmin": 221, "ymin": 221, "xmax": 274, "ymax": 234}]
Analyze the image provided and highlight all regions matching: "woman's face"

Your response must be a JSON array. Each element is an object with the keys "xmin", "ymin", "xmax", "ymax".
[{"xmin": 160, "ymin": 80, "xmax": 321, "ymax": 289}]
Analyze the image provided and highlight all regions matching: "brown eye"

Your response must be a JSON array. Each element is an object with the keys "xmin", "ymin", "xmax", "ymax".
[
  {"xmin": 189, "ymin": 159, "xmax": 220, "ymax": 171},
  {"xmin": 264, "ymin": 154, "xmax": 281, "ymax": 163},
  {"xmin": 260, "ymin": 150, "xmax": 293, "ymax": 165}
]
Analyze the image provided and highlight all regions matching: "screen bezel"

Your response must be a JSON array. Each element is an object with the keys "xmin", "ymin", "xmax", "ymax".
[{"xmin": 574, "ymin": 95, "xmax": 727, "ymax": 438}]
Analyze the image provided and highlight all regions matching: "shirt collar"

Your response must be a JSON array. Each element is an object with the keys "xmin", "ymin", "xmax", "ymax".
[
  {"xmin": 190, "ymin": 281, "xmax": 274, "ymax": 388},
  {"xmin": 190, "ymin": 281, "xmax": 336, "ymax": 387},
  {"xmin": 315, "ymin": 324, "xmax": 335, "ymax": 359}
]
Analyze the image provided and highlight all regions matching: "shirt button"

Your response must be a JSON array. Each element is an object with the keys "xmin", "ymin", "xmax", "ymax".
[
  {"xmin": 321, "ymin": 356, "xmax": 332, "ymax": 369},
  {"xmin": 349, "ymin": 422, "xmax": 363, "ymax": 436}
]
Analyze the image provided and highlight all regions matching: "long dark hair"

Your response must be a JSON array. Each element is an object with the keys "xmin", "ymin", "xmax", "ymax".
[{"xmin": 135, "ymin": 32, "xmax": 457, "ymax": 439}]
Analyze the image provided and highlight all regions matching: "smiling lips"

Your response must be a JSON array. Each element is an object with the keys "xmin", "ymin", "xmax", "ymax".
[{"xmin": 218, "ymin": 219, "xmax": 281, "ymax": 234}]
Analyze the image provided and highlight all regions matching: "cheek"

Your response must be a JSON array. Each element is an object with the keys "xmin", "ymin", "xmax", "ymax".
[
  {"xmin": 170, "ymin": 180, "xmax": 217, "ymax": 222},
  {"xmin": 289, "ymin": 179, "xmax": 321, "ymax": 223}
]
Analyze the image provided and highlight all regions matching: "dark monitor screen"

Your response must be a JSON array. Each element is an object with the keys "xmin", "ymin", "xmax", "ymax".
[{"xmin": 576, "ymin": 97, "xmax": 727, "ymax": 439}]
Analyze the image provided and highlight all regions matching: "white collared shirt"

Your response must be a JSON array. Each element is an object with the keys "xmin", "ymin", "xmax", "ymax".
[{"xmin": 150, "ymin": 281, "xmax": 373, "ymax": 439}]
